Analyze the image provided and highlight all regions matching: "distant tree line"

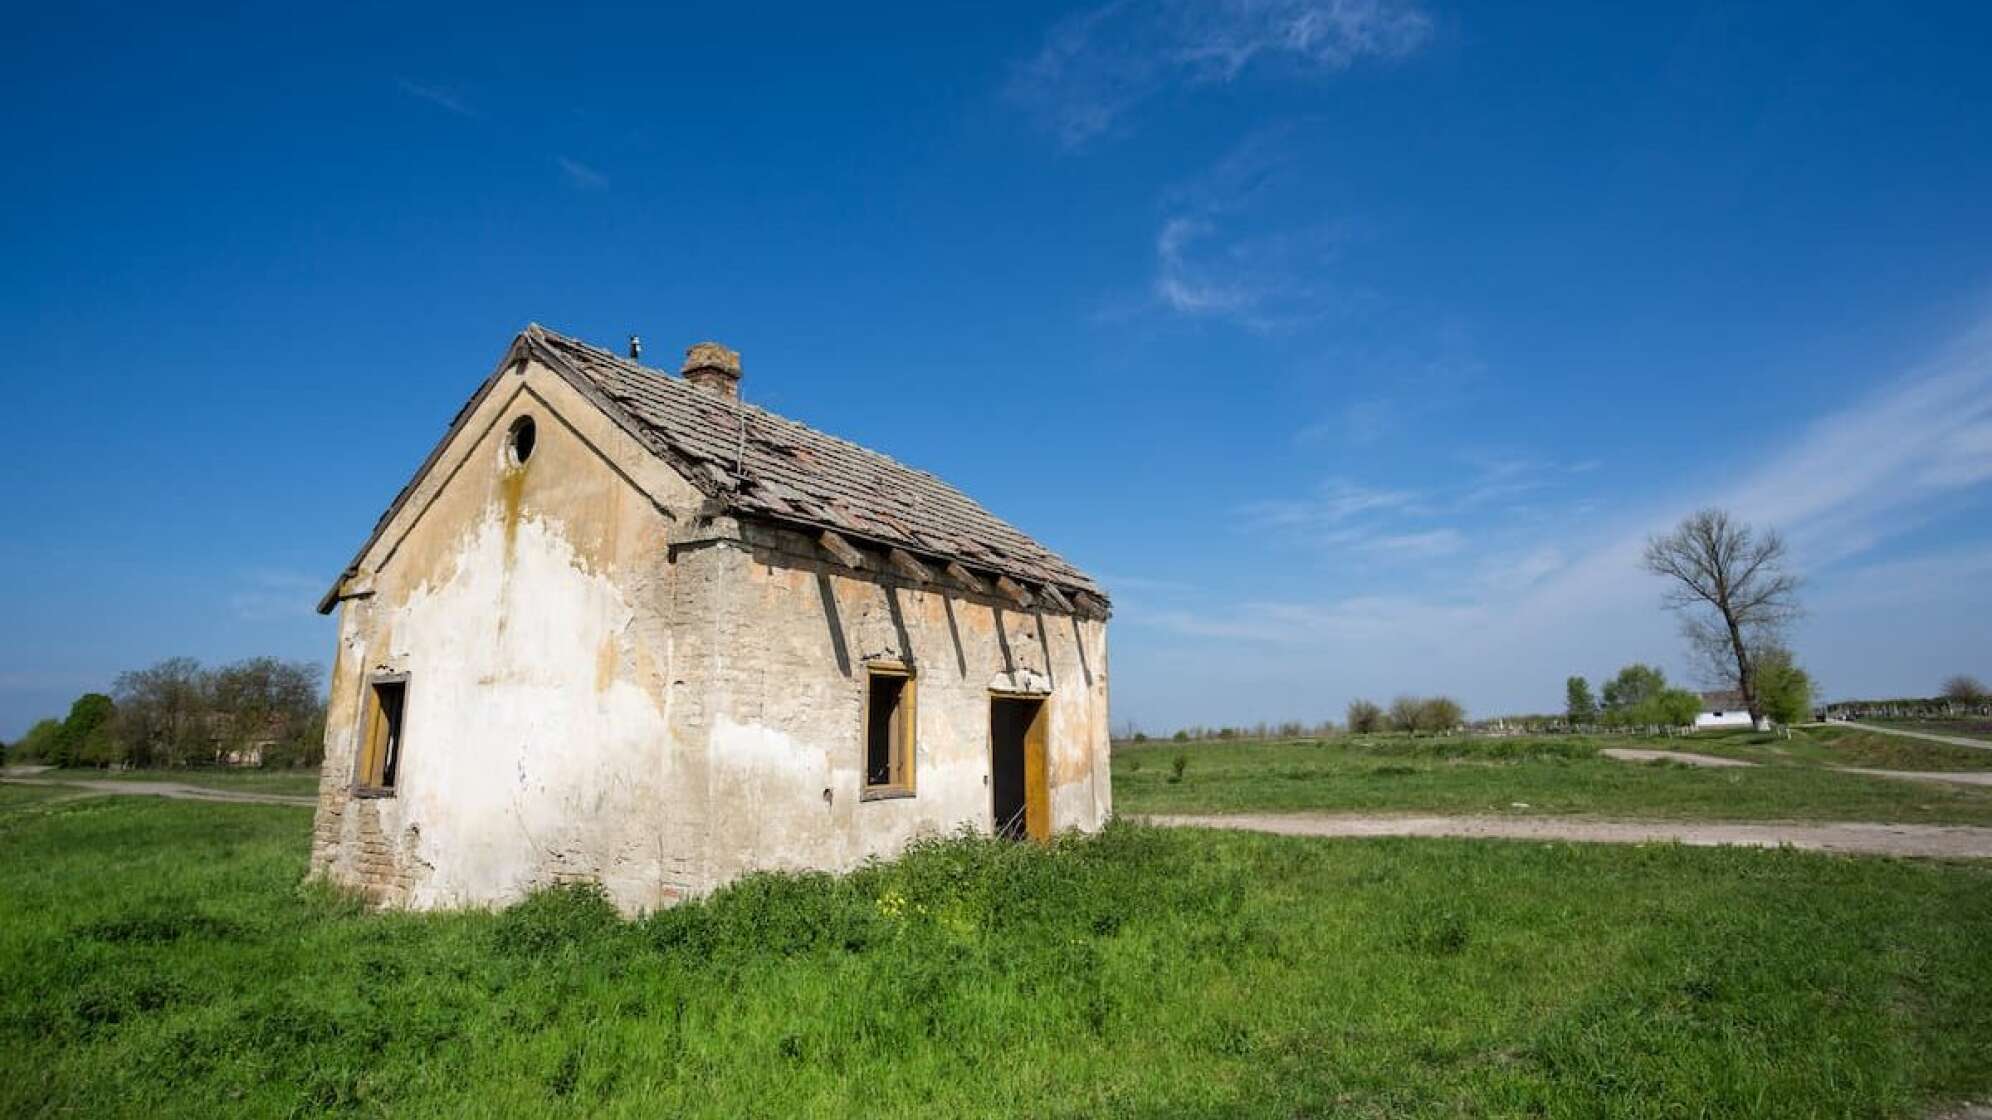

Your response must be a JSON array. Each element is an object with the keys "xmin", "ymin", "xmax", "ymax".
[
  {"xmin": 1116, "ymin": 698, "xmax": 1469, "ymax": 744},
  {"xmin": 1124, "ymin": 720, "xmax": 1341, "ymax": 745},
  {"xmin": 1823, "ymin": 675, "xmax": 1989, "ymax": 719},
  {"xmin": 1563, "ymin": 652, "xmax": 1813, "ymax": 731},
  {"xmin": 4, "ymin": 657, "xmax": 325, "ymax": 771},
  {"xmin": 1346, "ymin": 695, "xmax": 1465, "ymax": 735}
]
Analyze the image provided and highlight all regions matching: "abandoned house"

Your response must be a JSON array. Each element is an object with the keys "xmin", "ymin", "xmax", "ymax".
[{"xmin": 308, "ymin": 326, "xmax": 1112, "ymax": 911}]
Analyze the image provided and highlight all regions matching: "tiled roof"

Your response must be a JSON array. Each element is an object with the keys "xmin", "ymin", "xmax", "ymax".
[
  {"xmin": 1698, "ymin": 690, "xmax": 1747, "ymax": 711},
  {"xmin": 522, "ymin": 326, "xmax": 1104, "ymax": 601}
]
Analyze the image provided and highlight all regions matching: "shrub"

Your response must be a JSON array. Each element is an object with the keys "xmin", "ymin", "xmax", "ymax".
[
  {"xmin": 1416, "ymin": 697, "xmax": 1465, "ymax": 733},
  {"xmin": 1169, "ymin": 754, "xmax": 1188, "ymax": 783},
  {"xmin": 1346, "ymin": 699, "xmax": 1384, "ymax": 734},
  {"xmin": 1388, "ymin": 696, "xmax": 1423, "ymax": 733}
]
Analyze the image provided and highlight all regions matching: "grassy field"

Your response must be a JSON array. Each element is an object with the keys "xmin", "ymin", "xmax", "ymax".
[
  {"xmin": 1870, "ymin": 718, "xmax": 1992, "ymax": 745},
  {"xmin": 26, "ymin": 767, "xmax": 321, "ymax": 797},
  {"xmin": 1114, "ymin": 728, "xmax": 1992, "ymax": 822},
  {"xmin": 0, "ymin": 792, "xmax": 1988, "ymax": 1118}
]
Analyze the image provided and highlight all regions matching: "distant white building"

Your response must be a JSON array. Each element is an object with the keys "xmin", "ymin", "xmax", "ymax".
[{"xmin": 1694, "ymin": 691, "xmax": 1755, "ymax": 730}]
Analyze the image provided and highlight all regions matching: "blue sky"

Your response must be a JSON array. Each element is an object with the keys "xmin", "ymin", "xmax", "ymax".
[{"xmin": 6, "ymin": 1, "xmax": 1992, "ymax": 738}]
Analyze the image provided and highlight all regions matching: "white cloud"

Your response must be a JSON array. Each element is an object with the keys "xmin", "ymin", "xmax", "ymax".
[
  {"xmin": 1369, "ymin": 528, "xmax": 1465, "ymax": 556},
  {"xmin": 1477, "ymin": 545, "xmax": 1567, "ymax": 591},
  {"xmin": 1010, "ymin": 0, "xmax": 1433, "ymax": 147},
  {"xmin": 396, "ymin": 78, "xmax": 476, "ymax": 117},
  {"xmin": 1240, "ymin": 479, "xmax": 1421, "ymax": 531},
  {"xmin": 557, "ymin": 157, "xmax": 609, "ymax": 191},
  {"xmin": 1152, "ymin": 213, "xmax": 1356, "ymax": 330},
  {"xmin": 1147, "ymin": 129, "xmax": 1375, "ymax": 330},
  {"xmin": 1118, "ymin": 308, "xmax": 1992, "ymax": 728}
]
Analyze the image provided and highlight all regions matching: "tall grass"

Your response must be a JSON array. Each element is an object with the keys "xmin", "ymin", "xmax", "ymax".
[{"xmin": 1, "ymin": 795, "xmax": 1989, "ymax": 1116}]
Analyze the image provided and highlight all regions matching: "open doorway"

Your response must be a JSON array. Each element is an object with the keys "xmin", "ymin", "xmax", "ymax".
[{"xmin": 990, "ymin": 696, "xmax": 1049, "ymax": 841}]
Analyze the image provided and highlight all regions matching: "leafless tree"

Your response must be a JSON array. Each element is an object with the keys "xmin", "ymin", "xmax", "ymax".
[
  {"xmin": 1642, "ymin": 509, "xmax": 1801, "ymax": 729},
  {"xmin": 1943, "ymin": 675, "xmax": 1988, "ymax": 704}
]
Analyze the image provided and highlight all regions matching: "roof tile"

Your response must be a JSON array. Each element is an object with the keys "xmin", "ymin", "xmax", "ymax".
[{"xmin": 526, "ymin": 328, "xmax": 1103, "ymax": 599}]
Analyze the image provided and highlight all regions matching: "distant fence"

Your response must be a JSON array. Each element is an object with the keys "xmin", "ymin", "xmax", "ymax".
[{"xmin": 1823, "ymin": 700, "xmax": 1992, "ymax": 720}]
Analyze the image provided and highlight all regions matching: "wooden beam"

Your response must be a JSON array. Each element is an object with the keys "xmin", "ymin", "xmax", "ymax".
[
  {"xmin": 1073, "ymin": 591, "xmax": 1109, "ymax": 619},
  {"xmin": 1038, "ymin": 583, "xmax": 1073, "ymax": 613},
  {"xmin": 887, "ymin": 548, "xmax": 935, "ymax": 584},
  {"xmin": 818, "ymin": 529, "xmax": 866, "ymax": 570},
  {"xmin": 944, "ymin": 561, "xmax": 988, "ymax": 594},
  {"xmin": 995, "ymin": 574, "xmax": 1034, "ymax": 608}
]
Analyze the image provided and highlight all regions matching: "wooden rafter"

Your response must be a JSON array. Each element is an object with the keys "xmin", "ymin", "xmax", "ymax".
[
  {"xmin": 1038, "ymin": 583, "xmax": 1074, "ymax": 613},
  {"xmin": 887, "ymin": 548, "xmax": 936, "ymax": 584},
  {"xmin": 944, "ymin": 561, "xmax": 988, "ymax": 594},
  {"xmin": 818, "ymin": 529, "xmax": 866, "ymax": 570},
  {"xmin": 995, "ymin": 575, "xmax": 1035, "ymax": 608}
]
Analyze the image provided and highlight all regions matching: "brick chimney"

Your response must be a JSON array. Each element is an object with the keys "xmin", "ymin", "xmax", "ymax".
[{"xmin": 681, "ymin": 341, "xmax": 742, "ymax": 398}]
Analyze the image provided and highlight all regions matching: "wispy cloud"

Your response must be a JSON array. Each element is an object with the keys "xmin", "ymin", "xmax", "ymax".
[
  {"xmin": 1293, "ymin": 323, "xmax": 1488, "ymax": 445},
  {"xmin": 396, "ymin": 78, "xmax": 476, "ymax": 118},
  {"xmin": 1120, "ymin": 309, "xmax": 1992, "ymax": 726},
  {"xmin": 1153, "ymin": 215, "xmax": 1356, "ymax": 330},
  {"xmin": 1010, "ymin": 0, "xmax": 1435, "ymax": 147},
  {"xmin": 1147, "ymin": 127, "xmax": 1371, "ymax": 330},
  {"xmin": 1241, "ymin": 479, "xmax": 1420, "ymax": 531},
  {"xmin": 557, "ymin": 156, "xmax": 609, "ymax": 191}
]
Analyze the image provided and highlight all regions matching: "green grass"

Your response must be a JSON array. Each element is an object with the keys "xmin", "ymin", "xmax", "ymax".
[
  {"xmin": 1115, "ymin": 730, "xmax": 1992, "ymax": 823},
  {"xmin": 0, "ymin": 795, "xmax": 1988, "ymax": 1118},
  {"xmin": 1781, "ymin": 727, "xmax": 1992, "ymax": 771},
  {"xmin": 31, "ymin": 767, "xmax": 321, "ymax": 797},
  {"xmin": 1870, "ymin": 718, "xmax": 1992, "ymax": 745}
]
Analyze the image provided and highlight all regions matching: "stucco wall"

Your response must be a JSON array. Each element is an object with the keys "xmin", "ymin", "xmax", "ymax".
[
  {"xmin": 666, "ymin": 518, "xmax": 1111, "ymax": 890},
  {"xmin": 311, "ymin": 360, "xmax": 703, "ymax": 910},
  {"xmin": 312, "ymin": 356, "xmax": 1111, "ymax": 913}
]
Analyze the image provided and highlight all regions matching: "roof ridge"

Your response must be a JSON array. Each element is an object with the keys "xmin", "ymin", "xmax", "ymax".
[
  {"xmin": 526, "ymin": 325, "xmax": 1104, "ymax": 600},
  {"xmin": 534, "ymin": 327, "xmax": 960, "ymax": 486}
]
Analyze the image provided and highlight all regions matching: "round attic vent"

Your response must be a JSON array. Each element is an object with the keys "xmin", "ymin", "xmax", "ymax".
[{"xmin": 506, "ymin": 415, "xmax": 537, "ymax": 466}]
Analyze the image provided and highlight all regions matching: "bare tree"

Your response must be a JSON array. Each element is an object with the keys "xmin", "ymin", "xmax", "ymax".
[
  {"xmin": 1346, "ymin": 698, "xmax": 1384, "ymax": 734},
  {"xmin": 1643, "ymin": 509, "xmax": 1801, "ymax": 729},
  {"xmin": 1943, "ymin": 675, "xmax": 1988, "ymax": 704}
]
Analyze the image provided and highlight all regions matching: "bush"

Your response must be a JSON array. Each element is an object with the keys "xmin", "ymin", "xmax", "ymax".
[
  {"xmin": 1416, "ymin": 697, "xmax": 1465, "ymax": 734},
  {"xmin": 1168, "ymin": 753, "xmax": 1189, "ymax": 783},
  {"xmin": 1347, "ymin": 699, "xmax": 1384, "ymax": 734},
  {"xmin": 1388, "ymin": 696, "xmax": 1423, "ymax": 733}
]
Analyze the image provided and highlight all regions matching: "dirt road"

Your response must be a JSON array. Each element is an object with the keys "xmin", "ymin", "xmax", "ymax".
[
  {"xmin": 1146, "ymin": 812, "xmax": 1992, "ymax": 859},
  {"xmin": 1839, "ymin": 721, "xmax": 1992, "ymax": 752},
  {"xmin": 0, "ymin": 776, "xmax": 316, "ymax": 807},
  {"xmin": 1600, "ymin": 748, "xmax": 1755, "ymax": 767}
]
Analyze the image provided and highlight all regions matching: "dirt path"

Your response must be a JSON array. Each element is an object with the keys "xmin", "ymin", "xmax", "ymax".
[
  {"xmin": 1601, "ymin": 748, "xmax": 1755, "ymax": 768},
  {"xmin": 0, "ymin": 776, "xmax": 316, "ymax": 807},
  {"xmin": 1596, "ymin": 747, "xmax": 1992, "ymax": 787},
  {"xmin": 1839, "ymin": 768, "xmax": 1992, "ymax": 787},
  {"xmin": 1145, "ymin": 812, "xmax": 1992, "ymax": 860},
  {"xmin": 1839, "ymin": 721, "xmax": 1992, "ymax": 752}
]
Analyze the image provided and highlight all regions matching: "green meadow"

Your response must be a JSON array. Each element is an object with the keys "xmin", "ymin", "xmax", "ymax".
[{"xmin": 1, "ymin": 781, "xmax": 1989, "ymax": 1118}]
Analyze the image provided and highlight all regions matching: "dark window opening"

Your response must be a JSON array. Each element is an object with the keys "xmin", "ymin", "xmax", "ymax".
[
  {"xmin": 506, "ymin": 415, "xmax": 537, "ymax": 465},
  {"xmin": 358, "ymin": 679, "xmax": 406, "ymax": 792},
  {"xmin": 863, "ymin": 667, "xmax": 914, "ymax": 796}
]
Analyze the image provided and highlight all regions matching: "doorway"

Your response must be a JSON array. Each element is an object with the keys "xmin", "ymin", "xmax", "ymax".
[{"xmin": 990, "ymin": 696, "xmax": 1049, "ymax": 841}]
